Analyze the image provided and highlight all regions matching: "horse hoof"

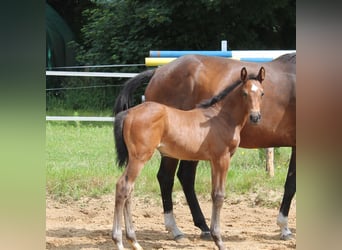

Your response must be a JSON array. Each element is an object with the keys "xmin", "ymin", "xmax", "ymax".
[
  {"xmin": 174, "ymin": 234, "xmax": 187, "ymax": 243},
  {"xmin": 280, "ymin": 233, "xmax": 292, "ymax": 241},
  {"xmin": 200, "ymin": 231, "xmax": 212, "ymax": 241}
]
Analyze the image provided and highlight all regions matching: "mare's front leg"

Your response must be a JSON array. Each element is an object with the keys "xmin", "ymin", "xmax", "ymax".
[
  {"xmin": 277, "ymin": 147, "xmax": 296, "ymax": 240},
  {"xmin": 177, "ymin": 160, "xmax": 211, "ymax": 239},
  {"xmin": 210, "ymin": 156, "xmax": 230, "ymax": 250},
  {"xmin": 157, "ymin": 156, "xmax": 185, "ymax": 240}
]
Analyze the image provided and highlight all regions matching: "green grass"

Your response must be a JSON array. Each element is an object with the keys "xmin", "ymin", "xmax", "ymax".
[
  {"xmin": 46, "ymin": 122, "xmax": 117, "ymax": 201},
  {"xmin": 46, "ymin": 122, "xmax": 291, "ymax": 202}
]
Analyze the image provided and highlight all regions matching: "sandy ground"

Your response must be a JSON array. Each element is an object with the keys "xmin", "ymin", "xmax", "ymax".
[{"xmin": 46, "ymin": 191, "xmax": 296, "ymax": 250}]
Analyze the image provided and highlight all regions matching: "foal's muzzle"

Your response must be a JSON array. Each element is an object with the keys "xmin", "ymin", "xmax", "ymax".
[{"xmin": 249, "ymin": 112, "xmax": 261, "ymax": 124}]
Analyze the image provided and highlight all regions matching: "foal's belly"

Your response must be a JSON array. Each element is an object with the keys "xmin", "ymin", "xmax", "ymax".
[{"xmin": 157, "ymin": 140, "xmax": 211, "ymax": 161}]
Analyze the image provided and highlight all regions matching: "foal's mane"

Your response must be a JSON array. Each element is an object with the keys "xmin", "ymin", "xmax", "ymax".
[{"xmin": 198, "ymin": 74, "xmax": 258, "ymax": 108}]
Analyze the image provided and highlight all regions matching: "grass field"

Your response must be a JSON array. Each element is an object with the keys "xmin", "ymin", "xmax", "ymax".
[{"xmin": 46, "ymin": 121, "xmax": 291, "ymax": 203}]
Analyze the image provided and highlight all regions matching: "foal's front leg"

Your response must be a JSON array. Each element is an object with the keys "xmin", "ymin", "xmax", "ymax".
[
  {"xmin": 210, "ymin": 156, "xmax": 230, "ymax": 250},
  {"xmin": 113, "ymin": 161, "xmax": 144, "ymax": 250}
]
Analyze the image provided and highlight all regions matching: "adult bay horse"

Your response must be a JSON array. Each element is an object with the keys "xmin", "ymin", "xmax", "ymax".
[
  {"xmin": 114, "ymin": 53, "xmax": 296, "ymax": 240},
  {"xmin": 113, "ymin": 67, "xmax": 266, "ymax": 250}
]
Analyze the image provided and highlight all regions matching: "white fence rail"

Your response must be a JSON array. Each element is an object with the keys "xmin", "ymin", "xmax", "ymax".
[
  {"xmin": 46, "ymin": 116, "xmax": 114, "ymax": 122},
  {"xmin": 46, "ymin": 71, "xmax": 138, "ymax": 78}
]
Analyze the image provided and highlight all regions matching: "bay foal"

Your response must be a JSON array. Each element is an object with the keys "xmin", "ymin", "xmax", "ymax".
[{"xmin": 112, "ymin": 67, "xmax": 265, "ymax": 250}]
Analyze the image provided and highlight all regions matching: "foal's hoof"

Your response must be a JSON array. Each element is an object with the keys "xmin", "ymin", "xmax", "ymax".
[
  {"xmin": 280, "ymin": 233, "xmax": 292, "ymax": 241},
  {"xmin": 200, "ymin": 231, "xmax": 212, "ymax": 241},
  {"xmin": 174, "ymin": 234, "xmax": 187, "ymax": 243}
]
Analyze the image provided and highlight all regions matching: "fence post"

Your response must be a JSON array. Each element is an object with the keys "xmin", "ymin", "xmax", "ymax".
[
  {"xmin": 221, "ymin": 40, "xmax": 227, "ymax": 51},
  {"xmin": 265, "ymin": 148, "xmax": 274, "ymax": 177}
]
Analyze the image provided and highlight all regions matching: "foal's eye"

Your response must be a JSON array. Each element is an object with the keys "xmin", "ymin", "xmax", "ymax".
[
  {"xmin": 243, "ymin": 91, "xmax": 248, "ymax": 97},
  {"xmin": 261, "ymin": 92, "xmax": 265, "ymax": 97}
]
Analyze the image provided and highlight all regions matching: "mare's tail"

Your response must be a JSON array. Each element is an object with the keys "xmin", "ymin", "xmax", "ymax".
[
  {"xmin": 113, "ymin": 69, "xmax": 155, "ymax": 115},
  {"xmin": 114, "ymin": 110, "xmax": 129, "ymax": 168}
]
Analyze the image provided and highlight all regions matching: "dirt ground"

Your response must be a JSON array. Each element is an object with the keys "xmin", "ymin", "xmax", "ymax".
[{"xmin": 46, "ymin": 191, "xmax": 296, "ymax": 250}]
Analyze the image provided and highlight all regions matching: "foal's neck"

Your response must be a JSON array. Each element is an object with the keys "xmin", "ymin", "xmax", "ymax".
[{"xmin": 206, "ymin": 87, "xmax": 249, "ymax": 129}]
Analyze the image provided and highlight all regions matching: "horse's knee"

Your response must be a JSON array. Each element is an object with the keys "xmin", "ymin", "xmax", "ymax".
[
  {"xmin": 212, "ymin": 193, "xmax": 225, "ymax": 207},
  {"xmin": 116, "ymin": 181, "xmax": 127, "ymax": 196}
]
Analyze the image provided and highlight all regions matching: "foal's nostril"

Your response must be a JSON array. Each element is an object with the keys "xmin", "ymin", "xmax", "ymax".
[{"xmin": 250, "ymin": 113, "xmax": 261, "ymax": 123}]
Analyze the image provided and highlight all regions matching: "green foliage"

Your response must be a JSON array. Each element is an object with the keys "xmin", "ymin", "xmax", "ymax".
[{"xmin": 74, "ymin": 0, "xmax": 295, "ymax": 67}]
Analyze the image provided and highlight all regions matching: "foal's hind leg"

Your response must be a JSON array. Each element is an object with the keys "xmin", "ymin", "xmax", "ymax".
[
  {"xmin": 112, "ymin": 174, "xmax": 129, "ymax": 250},
  {"xmin": 124, "ymin": 190, "xmax": 143, "ymax": 250},
  {"xmin": 277, "ymin": 147, "xmax": 296, "ymax": 240},
  {"xmin": 113, "ymin": 160, "xmax": 145, "ymax": 250}
]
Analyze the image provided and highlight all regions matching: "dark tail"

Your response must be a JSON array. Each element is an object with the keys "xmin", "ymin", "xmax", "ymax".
[
  {"xmin": 114, "ymin": 110, "xmax": 129, "ymax": 168},
  {"xmin": 113, "ymin": 69, "xmax": 155, "ymax": 115}
]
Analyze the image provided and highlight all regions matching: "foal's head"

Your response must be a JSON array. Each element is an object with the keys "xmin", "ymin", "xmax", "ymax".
[{"xmin": 240, "ymin": 67, "xmax": 265, "ymax": 124}]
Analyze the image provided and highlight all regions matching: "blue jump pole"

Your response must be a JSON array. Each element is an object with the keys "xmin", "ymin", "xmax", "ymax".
[{"xmin": 149, "ymin": 50, "xmax": 233, "ymax": 57}]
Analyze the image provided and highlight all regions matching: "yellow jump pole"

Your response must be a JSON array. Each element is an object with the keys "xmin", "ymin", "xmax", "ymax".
[{"xmin": 145, "ymin": 57, "xmax": 177, "ymax": 66}]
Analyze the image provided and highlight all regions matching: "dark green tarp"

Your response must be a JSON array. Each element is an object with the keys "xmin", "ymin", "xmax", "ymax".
[{"xmin": 46, "ymin": 3, "xmax": 75, "ymax": 68}]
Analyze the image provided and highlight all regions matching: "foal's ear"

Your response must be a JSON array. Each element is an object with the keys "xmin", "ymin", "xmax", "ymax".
[
  {"xmin": 257, "ymin": 67, "xmax": 266, "ymax": 83},
  {"xmin": 241, "ymin": 67, "xmax": 247, "ymax": 82}
]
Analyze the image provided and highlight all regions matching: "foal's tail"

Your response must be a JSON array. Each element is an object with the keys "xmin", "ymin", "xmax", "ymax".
[
  {"xmin": 114, "ymin": 110, "xmax": 129, "ymax": 168},
  {"xmin": 113, "ymin": 69, "xmax": 155, "ymax": 115}
]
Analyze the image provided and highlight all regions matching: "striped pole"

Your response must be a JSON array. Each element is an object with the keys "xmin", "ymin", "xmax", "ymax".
[
  {"xmin": 146, "ymin": 50, "xmax": 295, "ymax": 66},
  {"xmin": 149, "ymin": 50, "xmax": 295, "ymax": 58},
  {"xmin": 145, "ymin": 57, "xmax": 274, "ymax": 67}
]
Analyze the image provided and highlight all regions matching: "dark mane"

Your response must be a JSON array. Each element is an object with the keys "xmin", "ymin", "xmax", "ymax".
[
  {"xmin": 198, "ymin": 74, "xmax": 258, "ymax": 108},
  {"xmin": 273, "ymin": 52, "xmax": 296, "ymax": 64},
  {"xmin": 198, "ymin": 80, "xmax": 241, "ymax": 108}
]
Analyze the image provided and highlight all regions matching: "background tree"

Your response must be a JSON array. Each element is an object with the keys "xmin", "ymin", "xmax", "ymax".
[{"xmin": 74, "ymin": 0, "xmax": 295, "ymax": 65}]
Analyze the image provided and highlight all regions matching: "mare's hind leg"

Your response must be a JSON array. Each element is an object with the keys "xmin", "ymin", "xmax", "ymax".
[
  {"xmin": 277, "ymin": 147, "xmax": 296, "ymax": 240},
  {"xmin": 157, "ymin": 156, "xmax": 184, "ymax": 240},
  {"xmin": 177, "ymin": 160, "xmax": 211, "ymax": 239}
]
